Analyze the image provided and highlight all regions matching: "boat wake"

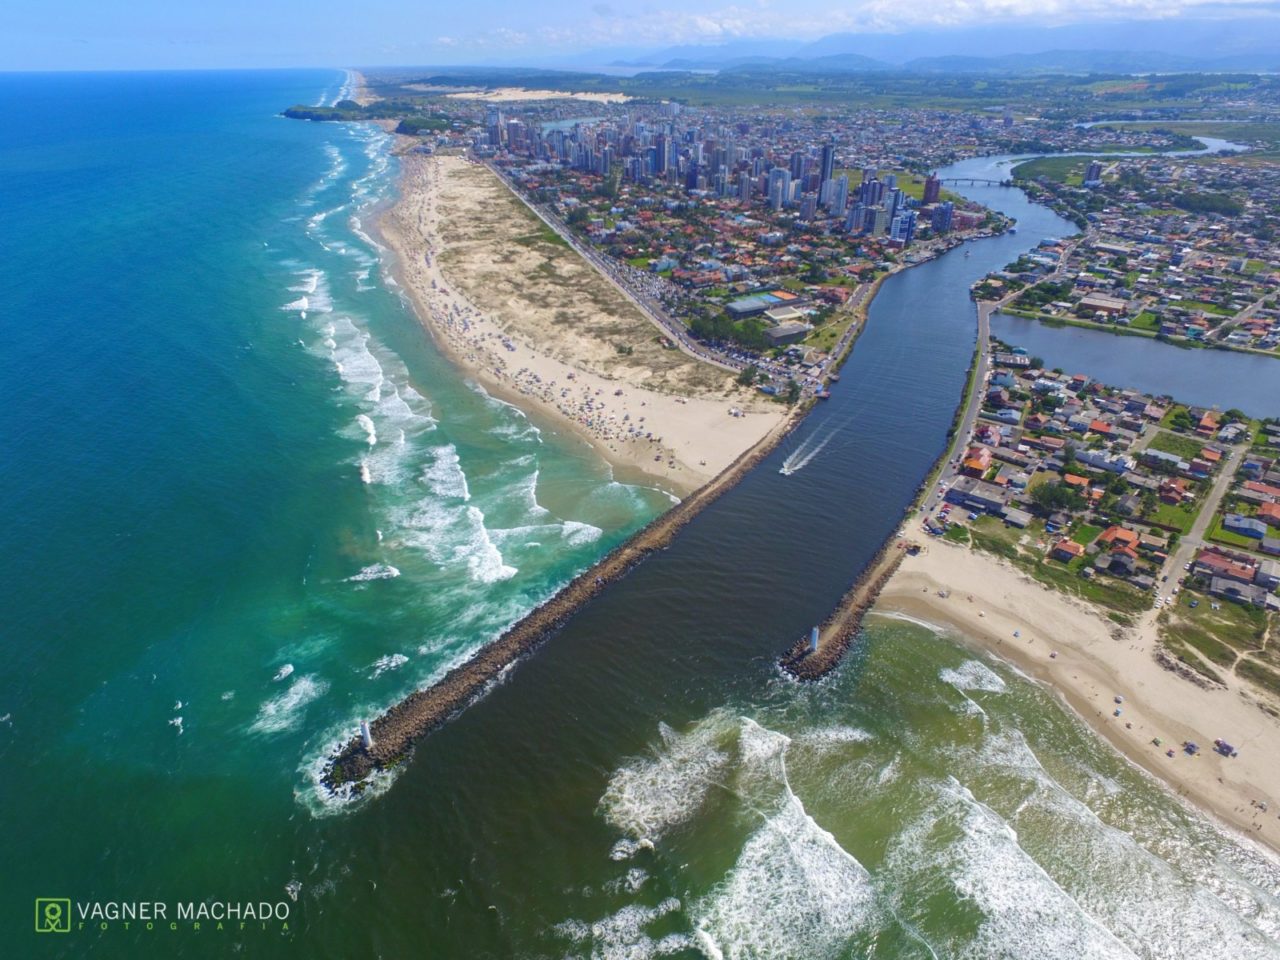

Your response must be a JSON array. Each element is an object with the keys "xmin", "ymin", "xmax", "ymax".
[{"xmin": 779, "ymin": 426, "xmax": 840, "ymax": 476}]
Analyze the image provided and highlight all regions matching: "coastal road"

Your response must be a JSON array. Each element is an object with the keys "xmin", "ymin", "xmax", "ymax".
[
  {"xmin": 927, "ymin": 236, "xmax": 1090, "ymax": 512},
  {"xmin": 926, "ymin": 295, "xmax": 1007, "ymax": 512},
  {"xmin": 1125, "ymin": 443, "xmax": 1246, "ymax": 646},
  {"xmin": 823, "ymin": 282, "xmax": 873, "ymax": 374},
  {"xmin": 1158, "ymin": 443, "xmax": 1248, "ymax": 583}
]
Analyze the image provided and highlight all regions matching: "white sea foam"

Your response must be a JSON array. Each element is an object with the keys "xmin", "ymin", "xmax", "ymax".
[
  {"xmin": 969, "ymin": 730, "xmax": 1280, "ymax": 959},
  {"xmin": 553, "ymin": 898, "xmax": 689, "ymax": 960},
  {"xmin": 506, "ymin": 467, "xmax": 549, "ymax": 519},
  {"xmin": 940, "ymin": 659, "xmax": 1007, "ymax": 694},
  {"xmin": 736, "ymin": 717, "xmax": 792, "ymax": 792},
  {"xmin": 692, "ymin": 791, "xmax": 881, "ymax": 960},
  {"xmin": 422, "ymin": 445, "xmax": 471, "ymax": 501},
  {"xmin": 797, "ymin": 725, "xmax": 874, "ymax": 748},
  {"xmin": 563, "ymin": 520, "xmax": 604, "ymax": 547},
  {"xmin": 311, "ymin": 315, "xmax": 436, "ymax": 487},
  {"xmin": 296, "ymin": 724, "xmax": 405, "ymax": 818},
  {"xmin": 601, "ymin": 713, "xmax": 736, "ymax": 842},
  {"xmin": 601, "ymin": 870, "xmax": 650, "ymax": 901},
  {"xmin": 464, "ymin": 508, "xmax": 517, "ymax": 583},
  {"xmin": 359, "ymin": 429, "xmax": 409, "ymax": 485},
  {"xmin": 391, "ymin": 498, "xmax": 516, "ymax": 583},
  {"xmin": 609, "ymin": 838, "xmax": 655, "ymax": 861},
  {"xmin": 272, "ymin": 664, "xmax": 295, "ymax": 682},
  {"xmin": 327, "ymin": 320, "xmax": 385, "ymax": 401},
  {"xmin": 289, "ymin": 269, "xmax": 321, "ymax": 295},
  {"xmin": 369, "ymin": 653, "xmax": 409, "ymax": 679},
  {"xmin": 345, "ymin": 563, "xmax": 400, "ymax": 583},
  {"xmin": 250, "ymin": 676, "xmax": 328, "ymax": 734},
  {"xmin": 354, "ymin": 413, "xmax": 377, "ymax": 447},
  {"xmin": 887, "ymin": 778, "xmax": 1138, "ymax": 960}
]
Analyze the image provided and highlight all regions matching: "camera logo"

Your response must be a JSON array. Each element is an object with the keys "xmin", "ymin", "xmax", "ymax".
[{"xmin": 35, "ymin": 898, "xmax": 72, "ymax": 934}]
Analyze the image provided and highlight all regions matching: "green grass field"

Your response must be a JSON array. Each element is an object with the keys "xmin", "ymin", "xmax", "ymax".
[
  {"xmin": 1161, "ymin": 588, "xmax": 1275, "ymax": 692},
  {"xmin": 1011, "ymin": 156, "xmax": 1089, "ymax": 185},
  {"xmin": 1147, "ymin": 430, "xmax": 1208, "ymax": 461},
  {"xmin": 1147, "ymin": 500, "xmax": 1200, "ymax": 534},
  {"xmin": 1071, "ymin": 523, "xmax": 1103, "ymax": 546}
]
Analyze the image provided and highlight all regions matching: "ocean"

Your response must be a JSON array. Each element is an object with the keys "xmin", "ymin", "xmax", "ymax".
[{"xmin": 2, "ymin": 69, "xmax": 1278, "ymax": 958}]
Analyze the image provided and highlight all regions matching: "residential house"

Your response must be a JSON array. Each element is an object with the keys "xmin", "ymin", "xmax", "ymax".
[
  {"xmin": 1194, "ymin": 549, "xmax": 1257, "ymax": 585},
  {"xmin": 946, "ymin": 476, "xmax": 1010, "ymax": 514},
  {"xmin": 1208, "ymin": 577, "xmax": 1278, "ymax": 609},
  {"xmin": 1258, "ymin": 502, "xmax": 1280, "ymax": 528},
  {"xmin": 1051, "ymin": 539, "xmax": 1085, "ymax": 562},
  {"xmin": 1256, "ymin": 560, "xmax": 1280, "ymax": 591},
  {"xmin": 1224, "ymin": 514, "xmax": 1267, "ymax": 540}
]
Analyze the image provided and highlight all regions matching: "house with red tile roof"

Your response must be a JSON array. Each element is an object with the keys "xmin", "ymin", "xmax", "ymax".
[
  {"xmin": 1098, "ymin": 525, "xmax": 1141, "ymax": 550},
  {"xmin": 1258, "ymin": 502, "xmax": 1280, "ymax": 528},
  {"xmin": 1051, "ymin": 539, "xmax": 1085, "ymax": 562},
  {"xmin": 1194, "ymin": 548, "xmax": 1257, "ymax": 585}
]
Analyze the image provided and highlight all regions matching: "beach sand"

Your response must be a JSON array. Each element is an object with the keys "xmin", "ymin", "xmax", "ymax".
[
  {"xmin": 435, "ymin": 87, "xmax": 632, "ymax": 104},
  {"xmin": 377, "ymin": 151, "xmax": 787, "ymax": 496},
  {"xmin": 874, "ymin": 538, "xmax": 1280, "ymax": 856}
]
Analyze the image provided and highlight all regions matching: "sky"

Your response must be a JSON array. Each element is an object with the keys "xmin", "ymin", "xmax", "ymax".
[{"xmin": 0, "ymin": 0, "xmax": 1275, "ymax": 71}]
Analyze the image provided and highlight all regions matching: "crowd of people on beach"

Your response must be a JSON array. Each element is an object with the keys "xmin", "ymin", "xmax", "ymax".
[{"xmin": 393, "ymin": 158, "xmax": 685, "ymax": 471}]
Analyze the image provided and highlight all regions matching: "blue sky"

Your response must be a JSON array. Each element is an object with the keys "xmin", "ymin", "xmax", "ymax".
[{"xmin": 0, "ymin": 0, "xmax": 1274, "ymax": 70}]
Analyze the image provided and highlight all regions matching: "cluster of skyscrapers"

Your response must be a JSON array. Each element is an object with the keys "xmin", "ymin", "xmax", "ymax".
[{"xmin": 480, "ymin": 108, "xmax": 960, "ymax": 245}]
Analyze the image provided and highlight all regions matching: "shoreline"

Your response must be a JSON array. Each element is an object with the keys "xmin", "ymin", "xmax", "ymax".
[
  {"xmin": 323, "ymin": 404, "xmax": 801, "ymax": 789},
  {"xmin": 873, "ymin": 539, "xmax": 1280, "ymax": 858},
  {"xmin": 324, "ymin": 143, "xmax": 1015, "ymax": 791},
  {"xmin": 321, "ymin": 145, "xmax": 815, "ymax": 789},
  {"xmin": 377, "ymin": 149, "xmax": 788, "ymax": 498}
]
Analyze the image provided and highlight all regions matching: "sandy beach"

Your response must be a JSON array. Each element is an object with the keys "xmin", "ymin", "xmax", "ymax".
[
  {"xmin": 874, "ymin": 538, "xmax": 1280, "ymax": 855},
  {"xmin": 433, "ymin": 86, "xmax": 632, "ymax": 104},
  {"xmin": 377, "ymin": 150, "xmax": 788, "ymax": 496}
]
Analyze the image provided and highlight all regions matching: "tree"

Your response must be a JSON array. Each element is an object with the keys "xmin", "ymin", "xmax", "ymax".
[
  {"xmin": 1032, "ymin": 481, "xmax": 1086, "ymax": 513},
  {"xmin": 737, "ymin": 364, "xmax": 760, "ymax": 387},
  {"xmin": 1140, "ymin": 490, "xmax": 1159, "ymax": 517},
  {"xmin": 1170, "ymin": 409, "xmax": 1194, "ymax": 432}
]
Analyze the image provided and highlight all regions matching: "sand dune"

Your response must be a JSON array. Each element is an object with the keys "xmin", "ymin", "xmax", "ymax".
[{"xmin": 378, "ymin": 151, "xmax": 786, "ymax": 496}]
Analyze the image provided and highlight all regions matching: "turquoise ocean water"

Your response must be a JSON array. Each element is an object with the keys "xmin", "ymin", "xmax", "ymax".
[
  {"xmin": 3, "ymin": 69, "xmax": 1280, "ymax": 958},
  {"xmin": 0, "ymin": 67, "xmax": 669, "ymax": 947}
]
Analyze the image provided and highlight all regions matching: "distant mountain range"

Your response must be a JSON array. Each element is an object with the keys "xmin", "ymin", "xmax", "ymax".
[{"xmin": 578, "ymin": 18, "xmax": 1280, "ymax": 75}]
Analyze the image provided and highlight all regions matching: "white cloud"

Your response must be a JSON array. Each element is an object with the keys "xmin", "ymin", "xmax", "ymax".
[{"xmin": 428, "ymin": 0, "xmax": 1278, "ymax": 52}]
